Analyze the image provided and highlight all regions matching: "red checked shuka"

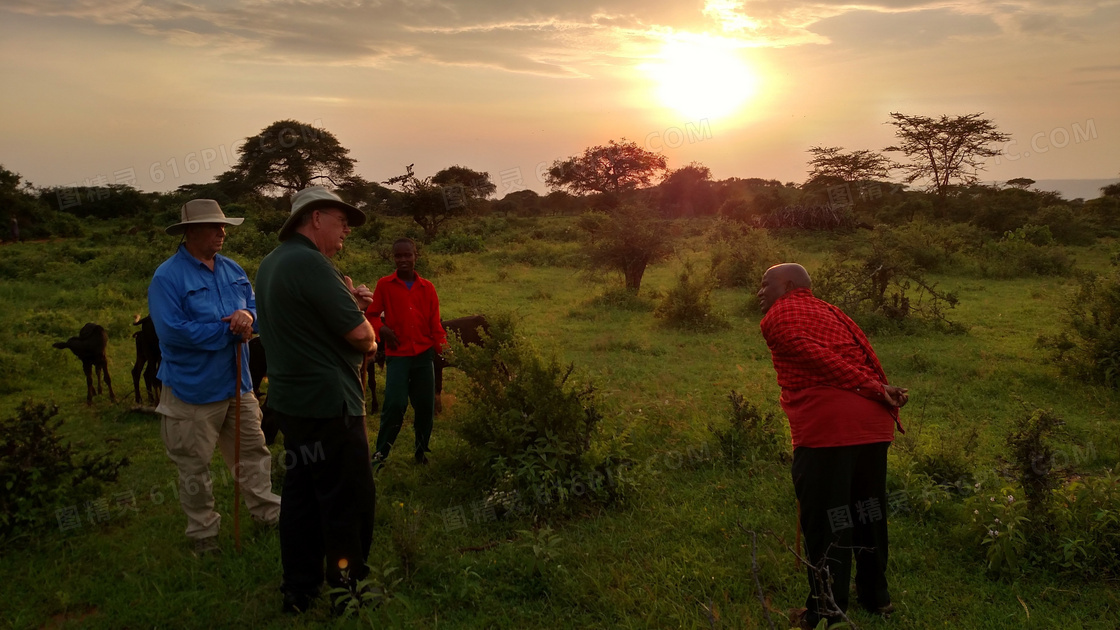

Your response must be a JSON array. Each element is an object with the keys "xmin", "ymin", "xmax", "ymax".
[{"xmin": 760, "ymin": 288, "xmax": 904, "ymax": 449}]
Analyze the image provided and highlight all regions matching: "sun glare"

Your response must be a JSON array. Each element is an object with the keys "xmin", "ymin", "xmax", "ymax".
[{"xmin": 644, "ymin": 36, "xmax": 758, "ymax": 121}]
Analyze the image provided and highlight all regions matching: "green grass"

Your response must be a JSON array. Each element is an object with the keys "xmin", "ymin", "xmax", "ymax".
[{"xmin": 1, "ymin": 216, "xmax": 1118, "ymax": 629}]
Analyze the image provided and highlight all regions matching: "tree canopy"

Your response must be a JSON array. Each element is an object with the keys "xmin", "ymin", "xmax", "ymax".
[
  {"xmin": 227, "ymin": 120, "xmax": 357, "ymax": 195},
  {"xmin": 545, "ymin": 139, "xmax": 667, "ymax": 196},
  {"xmin": 384, "ymin": 164, "xmax": 493, "ymax": 238},
  {"xmin": 885, "ymin": 112, "xmax": 1010, "ymax": 197},
  {"xmin": 805, "ymin": 146, "xmax": 893, "ymax": 187},
  {"xmin": 578, "ymin": 204, "xmax": 673, "ymax": 292}
]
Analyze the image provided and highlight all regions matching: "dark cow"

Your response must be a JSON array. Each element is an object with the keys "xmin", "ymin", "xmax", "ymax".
[
  {"xmin": 434, "ymin": 315, "xmax": 490, "ymax": 414},
  {"xmin": 248, "ymin": 336, "xmax": 267, "ymax": 398},
  {"xmin": 367, "ymin": 314, "xmax": 490, "ymax": 415},
  {"xmin": 53, "ymin": 323, "xmax": 116, "ymax": 405},
  {"xmin": 131, "ymin": 315, "xmax": 162, "ymax": 405}
]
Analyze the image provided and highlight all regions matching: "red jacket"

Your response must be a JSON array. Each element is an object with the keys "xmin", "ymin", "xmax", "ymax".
[
  {"xmin": 365, "ymin": 271, "xmax": 447, "ymax": 357},
  {"xmin": 760, "ymin": 288, "xmax": 901, "ymax": 448}
]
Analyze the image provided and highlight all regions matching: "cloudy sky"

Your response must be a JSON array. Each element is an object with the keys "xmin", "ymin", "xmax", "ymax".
[{"xmin": 1, "ymin": 0, "xmax": 1117, "ymax": 198}]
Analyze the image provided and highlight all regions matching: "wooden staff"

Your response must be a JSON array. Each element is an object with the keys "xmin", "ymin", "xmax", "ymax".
[{"xmin": 234, "ymin": 342, "xmax": 243, "ymax": 553}]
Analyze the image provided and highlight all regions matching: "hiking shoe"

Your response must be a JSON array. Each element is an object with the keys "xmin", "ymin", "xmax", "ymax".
[
  {"xmin": 281, "ymin": 591, "xmax": 315, "ymax": 615},
  {"xmin": 193, "ymin": 536, "xmax": 219, "ymax": 556}
]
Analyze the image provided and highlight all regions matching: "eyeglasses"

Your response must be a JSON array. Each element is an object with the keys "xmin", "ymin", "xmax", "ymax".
[{"xmin": 319, "ymin": 210, "xmax": 349, "ymax": 230}]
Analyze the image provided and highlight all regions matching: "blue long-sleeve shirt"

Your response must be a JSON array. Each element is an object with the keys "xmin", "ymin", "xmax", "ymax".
[{"xmin": 148, "ymin": 245, "xmax": 256, "ymax": 405}]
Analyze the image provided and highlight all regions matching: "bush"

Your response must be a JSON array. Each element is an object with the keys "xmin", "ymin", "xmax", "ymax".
[
  {"xmin": 429, "ymin": 231, "xmax": 486, "ymax": 254},
  {"xmin": 980, "ymin": 230, "xmax": 1072, "ymax": 278},
  {"xmin": 451, "ymin": 314, "xmax": 633, "ymax": 517},
  {"xmin": 588, "ymin": 287, "xmax": 655, "ymax": 312},
  {"xmin": 0, "ymin": 401, "xmax": 129, "ymax": 543},
  {"xmin": 654, "ymin": 264, "xmax": 729, "ymax": 331},
  {"xmin": 1038, "ymin": 269, "xmax": 1120, "ymax": 385},
  {"xmin": 706, "ymin": 220, "xmax": 785, "ymax": 290},
  {"xmin": 709, "ymin": 391, "xmax": 787, "ymax": 466},
  {"xmin": 814, "ymin": 247, "xmax": 961, "ymax": 332}
]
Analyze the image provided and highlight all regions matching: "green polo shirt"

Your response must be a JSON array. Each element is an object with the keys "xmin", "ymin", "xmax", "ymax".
[{"xmin": 255, "ymin": 233, "xmax": 367, "ymax": 418}]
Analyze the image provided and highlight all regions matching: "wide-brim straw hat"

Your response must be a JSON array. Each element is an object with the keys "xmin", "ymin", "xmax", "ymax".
[
  {"xmin": 278, "ymin": 186, "xmax": 366, "ymax": 241},
  {"xmin": 165, "ymin": 199, "xmax": 245, "ymax": 235}
]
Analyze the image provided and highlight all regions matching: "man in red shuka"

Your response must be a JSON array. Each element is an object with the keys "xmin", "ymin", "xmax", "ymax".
[{"xmin": 757, "ymin": 263, "xmax": 908, "ymax": 629}]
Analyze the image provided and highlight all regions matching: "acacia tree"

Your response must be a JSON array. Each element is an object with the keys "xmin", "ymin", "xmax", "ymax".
[
  {"xmin": 578, "ymin": 205, "xmax": 673, "ymax": 293},
  {"xmin": 885, "ymin": 112, "xmax": 1011, "ymax": 198},
  {"xmin": 658, "ymin": 162, "xmax": 717, "ymax": 217},
  {"xmin": 384, "ymin": 165, "xmax": 494, "ymax": 238},
  {"xmin": 805, "ymin": 146, "xmax": 893, "ymax": 191},
  {"xmin": 229, "ymin": 119, "xmax": 357, "ymax": 195},
  {"xmin": 546, "ymin": 139, "xmax": 667, "ymax": 196}
]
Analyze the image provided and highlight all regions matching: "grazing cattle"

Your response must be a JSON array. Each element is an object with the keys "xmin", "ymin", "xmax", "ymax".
[
  {"xmin": 248, "ymin": 336, "xmax": 267, "ymax": 398},
  {"xmin": 434, "ymin": 315, "xmax": 490, "ymax": 414},
  {"xmin": 131, "ymin": 315, "xmax": 162, "ymax": 405},
  {"xmin": 367, "ymin": 314, "xmax": 490, "ymax": 415},
  {"xmin": 53, "ymin": 323, "xmax": 116, "ymax": 406}
]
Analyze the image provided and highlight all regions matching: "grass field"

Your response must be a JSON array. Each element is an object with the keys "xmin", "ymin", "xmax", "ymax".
[{"xmin": 1, "ymin": 215, "xmax": 1118, "ymax": 629}]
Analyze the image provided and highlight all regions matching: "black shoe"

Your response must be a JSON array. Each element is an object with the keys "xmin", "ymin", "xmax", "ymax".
[
  {"xmin": 414, "ymin": 452, "xmax": 429, "ymax": 465},
  {"xmin": 281, "ymin": 591, "xmax": 314, "ymax": 614}
]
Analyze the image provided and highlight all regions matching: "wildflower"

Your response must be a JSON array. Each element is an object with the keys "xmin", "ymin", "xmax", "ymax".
[
  {"xmin": 1006, "ymin": 495, "xmax": 1014, "ymax": 503},
  {"xmin": 990, "ymin": 497, "xmax": 995, "ymax": 502},
  {"xmin": 973, "ymin": 509, "xmax": 979, "ymax": 515},
  {"xmin": 994, "ymin": 518, "xmax": 1001, "ymax": 524}
]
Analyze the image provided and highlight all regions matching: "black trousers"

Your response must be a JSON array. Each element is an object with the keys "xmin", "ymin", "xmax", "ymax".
[
  {"xmin": 792, "ymin": 441, "xmax": 891, "ymax": 625},
  {"xmin": 277, "ymin": 411, "xmax": 377, "ymax": 598}
]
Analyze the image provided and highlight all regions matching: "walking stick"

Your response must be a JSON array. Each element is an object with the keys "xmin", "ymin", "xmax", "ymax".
[{"xmin": 234, "ymin": 342, "xmax": 243, "ymax": 553}]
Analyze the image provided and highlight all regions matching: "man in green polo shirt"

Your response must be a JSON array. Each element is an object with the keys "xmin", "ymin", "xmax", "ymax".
[{"xmin": 255, "ymin": 186, "xmax": 378, "ymax": 615}]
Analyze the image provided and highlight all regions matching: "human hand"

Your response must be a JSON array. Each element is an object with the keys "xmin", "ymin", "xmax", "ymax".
[
  {"xmin": 221, "ymin": 309, "xmax": 254, "ymax": 341},
  {"xmin": 344, "ymin": 276, "xmax": 374, "ymax": 310},
  {"xmin": 380, "ymin": 326, "xmax": 399, "ymax": 350},
  {"xmin": 883, "ymin": 385, "xmax": 909, "ymax": 408}
]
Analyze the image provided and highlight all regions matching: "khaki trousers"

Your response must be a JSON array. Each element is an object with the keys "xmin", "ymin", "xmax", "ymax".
[{"xmin": 158, "ymin": 387, "xmax": 281, "ymax": 541}]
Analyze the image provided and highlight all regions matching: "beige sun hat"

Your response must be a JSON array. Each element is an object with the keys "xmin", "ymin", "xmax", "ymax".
[
  {"xmin": 278, "ymin": 186, "xmax": 366, "ymax": 241},
  {"xmin": 165, "ymin": 199, "xmax": 245, "ymax": 235}
]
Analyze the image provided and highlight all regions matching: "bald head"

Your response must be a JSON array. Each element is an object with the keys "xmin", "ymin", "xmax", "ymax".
[{"xmin": 757, "ymin": 263, "xmax": 811, "ymax": 313}]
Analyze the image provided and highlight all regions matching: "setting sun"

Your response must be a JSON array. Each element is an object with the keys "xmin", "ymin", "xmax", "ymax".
[{"xmin": 643, "ymin": 35, "xmax": 759, "ymax": 121}]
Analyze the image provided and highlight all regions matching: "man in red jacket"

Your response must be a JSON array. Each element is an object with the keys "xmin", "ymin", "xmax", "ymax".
[
  {"xmin": 366, "ymin": 238, "xmax": 447, "ymax": 465},
  {"xmin": 758, "ymin": 263, "xmax": 908, "ymax": 628}
]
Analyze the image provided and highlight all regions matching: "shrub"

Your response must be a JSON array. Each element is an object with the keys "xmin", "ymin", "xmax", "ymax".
[
  {"xmin": 429, "ymin": 231, "xmax": 486, "ymax": 254},
  {"xmin": 757, "ymin": 204, "xmax": 855, "ymax": 230},
  {"xmin": 813, "ymin": 249, "xmax": 961, "ymax": 332},
  {"xmin": 709, "ymin": 391, "xmax": 787, "ymax": 466},
  {"xmin": 654, "ymin": 264, "xmax": 729, "ymax": 331},
  {"xmin": 1038, "ymin": 269, "xmax": 1120, "ymax": 385},
  {"xmin": 588, "ymin": 287, "xmax": 655, "ymax": 312},
  {"xmin": 451, "ymin": 314, "xmax": 633, "ymax": 517},
  {"xmin": 706, "ymin": 220, "xmax": 785, "ymax": 290},
  {"xmin": 1006, "ymin": 407, "xmax": 1065, "ymax": 520},
  {"xmin": 0, "ymin": 401, "xmax": 129, "ymax": 543},
  {"xmin": 980, "ymin": 231, "xmax": 1072, "ymax": 278}
]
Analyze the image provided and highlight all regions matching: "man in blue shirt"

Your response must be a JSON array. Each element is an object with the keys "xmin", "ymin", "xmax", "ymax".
[{"xmin": 149, "ymin": 199, "xmax": 281, "ymax": 555}]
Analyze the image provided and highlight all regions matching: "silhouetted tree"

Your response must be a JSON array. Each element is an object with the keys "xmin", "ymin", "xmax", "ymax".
[
  {"xmin": 384, "ymin": 165, "xmax": 485, "ymax": 239},
  {"xmin": 546, "ymin": 139, "xmax": 667, "ymax": 196},
  {"xmin": 578, "ymin": 205, "xmax": 673, "ymax": 292},
  {"xmin": 885, "ymin": 112, "xmax": 1010, "ymax": 198},
  {"xmin": 228, "ymin": 120, "xmax": 357, "ymax": 195},
  {"xmin": 658, "ymin": 162, "xmax": 717, "ymax": 217},
  {"xmin": 805, "ymin": 146, "xmax": 893, "ymax": 195}
]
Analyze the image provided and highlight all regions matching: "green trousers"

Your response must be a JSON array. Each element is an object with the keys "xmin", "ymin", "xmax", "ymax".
[{"xmin": 374, "ymin": 348, "xmax": 435, "ymax": 459}]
